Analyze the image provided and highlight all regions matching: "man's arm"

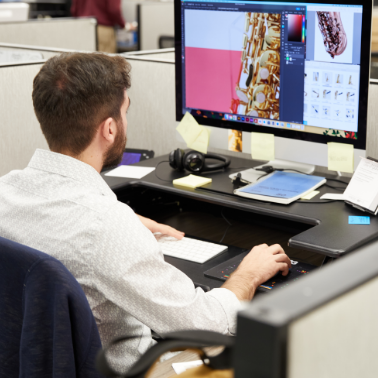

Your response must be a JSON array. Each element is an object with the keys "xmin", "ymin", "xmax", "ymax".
[
  {"xmin": 96, "ymin": 204, "xmax": 290, "ymax": 336},
  {"xmin": 136, "ymin": 214, "xmax": 290, "ymax": 300},
  {"xmin": 222, "ymin": 244, "xmax": 291, "ymax": 301},
  {"xmin": 96, "ymin": 204, "xmax": 239, "ymax": 335},
  {"xmin": 136, "ymin": 214, "xmax": 185, "ymax": 240}
]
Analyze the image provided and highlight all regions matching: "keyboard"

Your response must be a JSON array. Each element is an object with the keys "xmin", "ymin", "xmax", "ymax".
[
  {"xmin": 155, "ymin": 234, "xmax": 228, "ymax": 263},
  {"xmin": 204, "ymin": 251, "xmax": 317, "ymax": 292}
]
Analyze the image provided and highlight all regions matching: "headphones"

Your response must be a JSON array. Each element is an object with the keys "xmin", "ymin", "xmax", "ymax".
[{"xmin": 169, "ymin": 149, "xmax": 231, "ymax": 173}]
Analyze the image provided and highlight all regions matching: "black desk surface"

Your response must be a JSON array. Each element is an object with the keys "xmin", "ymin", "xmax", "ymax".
[{"xmin": 102, "ymin": 154, "xmax": 378, "ymax": 258}]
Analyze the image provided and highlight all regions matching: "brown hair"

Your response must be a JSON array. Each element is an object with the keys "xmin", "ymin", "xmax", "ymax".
[{"xmin": 32, "ymin": 52, "xmax": 131, "ymax": 156}]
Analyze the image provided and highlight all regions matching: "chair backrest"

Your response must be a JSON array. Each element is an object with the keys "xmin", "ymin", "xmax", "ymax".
[{"xmin": 0, "ymin": 236, "xmax": 104, "ymax": 378}]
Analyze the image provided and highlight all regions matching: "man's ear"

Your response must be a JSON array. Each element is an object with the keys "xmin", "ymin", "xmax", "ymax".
[{"xmin": 100, "ymin": 117, "xmax": 116, "ymax": 143}]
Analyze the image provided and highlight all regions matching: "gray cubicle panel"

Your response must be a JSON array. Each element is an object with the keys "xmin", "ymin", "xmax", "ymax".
[
  {"xmin": 234, "ymin": 238, "xmax": 378, "ymax": 378},
  {"xmin": 0, "ymin": 61, "xmax": 48, "ymax": 177},
  {"xmin": 123, "ymin": 47, "xmax": 175, "ymax": 61},
  {"xmin": 137, "ymin": 1, "xmax": 174, "ymax": 50},
  {"xmin": 0, "ymin": 44, "xmax": 80, "ymax": 176},
  {"xmin": 121, "ymin": 0, "xmax": 143, "ymax": 23},
  {"xmin": 0, "ymin": 49, "xmax": 177, "ymax": 177},
  {"xmin": 121, "ymin": 48, "xmax": 182, "ymax": 158},
  {"xmin": 2, "ymin": 50, "xmax": 378, "ymax": 177},
  {"xmin": 0, "ymin": 43, "xmax": 74, "ymax": 64},
  {"xmin": 0, "ymin": 17, "xmax": 97, "ymax": 51},
  {"xmin": 0, "ymin": 3, "xmax": 29, "ymax": 23}
]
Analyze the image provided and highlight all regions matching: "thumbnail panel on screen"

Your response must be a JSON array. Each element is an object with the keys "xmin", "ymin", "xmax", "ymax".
[{"xmin": 304, "ymin": 6, "xmax": 360, "ymax": 136}]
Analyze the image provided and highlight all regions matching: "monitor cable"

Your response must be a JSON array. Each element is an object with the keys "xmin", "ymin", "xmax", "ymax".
[
  {"xmin": 219, "ymin": 209, "xmax": 232, "ymax": 244},
  {"xmin": 154, "ymin": 160, "xmax": 172, "ymax": 182}
]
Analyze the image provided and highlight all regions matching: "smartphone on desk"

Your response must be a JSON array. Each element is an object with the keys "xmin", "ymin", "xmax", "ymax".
[{"xmin": 119, "ymin": 148, "xmax": 154, "ymax": 165}]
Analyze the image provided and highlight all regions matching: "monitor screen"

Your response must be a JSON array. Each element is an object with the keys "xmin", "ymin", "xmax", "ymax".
[{"xmin": 175, "ymin": 0, "xmax": 371, "ymax": 150}]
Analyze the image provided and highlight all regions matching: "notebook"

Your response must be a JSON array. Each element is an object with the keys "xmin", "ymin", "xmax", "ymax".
[
  {"xmin": 234, "ymin": 171, "xmax": 326, "ymax": 205},
  {"xmin": 344, "ymin": 157, "xmax": 378, "ymax": 215}
]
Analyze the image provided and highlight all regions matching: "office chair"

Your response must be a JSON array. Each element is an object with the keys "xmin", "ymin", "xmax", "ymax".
[
  {"xmin": 97, "ymin": 330, "xmax": 234, "ymax": 377},
  {"xmin": 0, "ymin": 236, "xmax": 104, "ymax": 378}
]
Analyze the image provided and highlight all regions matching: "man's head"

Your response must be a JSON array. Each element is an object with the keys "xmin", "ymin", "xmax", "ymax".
[{"xmin": 32, "ymin": 52, "xmax": 131, "ymax": 170}]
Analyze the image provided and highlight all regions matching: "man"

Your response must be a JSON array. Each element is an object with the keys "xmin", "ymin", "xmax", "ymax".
[
  {"xmin": 0, "ymin": 53, "xmax": 291, "ymax": 372},
  {"xmin": 71, "ymin": 0, "xmax": 125, "ymax": 53}
]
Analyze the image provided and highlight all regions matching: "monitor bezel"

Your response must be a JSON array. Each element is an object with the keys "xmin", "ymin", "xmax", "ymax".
[{"xmin": 174, "ymin": 0, "xmax": 371, "ymax": 150}]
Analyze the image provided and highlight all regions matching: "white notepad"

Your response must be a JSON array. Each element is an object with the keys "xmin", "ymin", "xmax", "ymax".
[
  {"xmin": 344, "ymin": 157, "xmax": 378, "ymax": 214},
  {"xmin": 105, "ymin": 165, "xmax": 155, "ymax": 179}
]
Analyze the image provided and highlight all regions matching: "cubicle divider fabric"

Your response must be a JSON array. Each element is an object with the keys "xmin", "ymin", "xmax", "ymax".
[
  {"xmin": 0, "ymin": 43, "xmax": 76, "ymax": 65},
  {"xmin": 120, "ymin": 51, "xmax": 181, "ymax": 158},
  {"xmin": 0, "ymin": 18, "xmax": 97, "ymax": 51},
  {"xmin": 0, "ymin": 62, "xmax": 48, "ymax": 176},
  {"xmin": 137, "ymin": 2, "xmax": 174, "ymax": 51},
  {"xmin": 2, "ymin": 50, "xmax": 378, "ymax": 177}
]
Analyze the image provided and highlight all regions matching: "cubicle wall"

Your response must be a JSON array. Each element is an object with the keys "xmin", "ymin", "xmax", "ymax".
[
  {"xmin": 0, "ymin": 44, "xmax": 75, "ymax": 176},
  {"xmin": 121, "ymin": 49, "xmax": 181, "ymax": 157},
  {"xmin": 0, "ymin": 18, "xmax": 97, "ymax": 51},
  {"xmin": 0, "ymin": 43, "xmax": 74, "ymax": 64},
  {"xmin": 2, "ymin": 49, "xmax": 378, "ymax": 176},
  {"xmin": 137, "ymin": 2, "xmax": 174, "ymax": 50},
  {"xmin": 0, "ymin": 61, "xmax": 48, "ymax": 177},
  {"xmin": 234, "ymin": 237, "xmax": 378, "ymax": 378},
  {"xmin": 0, "ymin": 2, "xmax": 29, "ymax": 23},
  {"xmin": 121, "ymin": 0, "xmax": 142, "ymax": 23}
]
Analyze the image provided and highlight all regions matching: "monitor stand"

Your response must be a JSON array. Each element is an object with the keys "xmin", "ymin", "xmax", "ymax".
[{"xmin": 229, "ymin": 159, "xmax": 315, "ymax": 184}]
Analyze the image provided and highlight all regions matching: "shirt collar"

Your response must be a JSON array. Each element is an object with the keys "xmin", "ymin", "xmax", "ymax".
[{"xmin": 28, "ymin": 149, "xmax": 116, "ymax": 198}]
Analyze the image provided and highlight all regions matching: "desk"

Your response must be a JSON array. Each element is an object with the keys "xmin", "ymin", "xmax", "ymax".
[
  {"xmin": 102, "ymin": 153, "xmax": 378, "ymax": 291},
  {"xmin": 149, "ymin": 347, "xmax": 223, "ymax": 378}
]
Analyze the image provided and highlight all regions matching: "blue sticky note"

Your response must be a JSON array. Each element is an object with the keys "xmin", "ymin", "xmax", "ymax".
[{"xmin": 349, "ymin": 216, "xmax": 370, "ymax": 225}]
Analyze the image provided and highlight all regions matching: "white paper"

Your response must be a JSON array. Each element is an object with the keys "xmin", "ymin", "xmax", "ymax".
[
  {"xmin": 344, "ymin": 158, "xmax": 378, "ymax": 211},
  {"xmin": 320, "ymin": 193, "xmax": 345, "ymax": 200},
  {"xmin": 172, "ymin": 360, "xmax": 203, "ymax": 375},
  {"xmin": 159, "ymin": 351, "xmax": 182, "ymax": 363},
  {"xmin": 104, "ymin": 165, "xmax": 155, "ymax": 179}
]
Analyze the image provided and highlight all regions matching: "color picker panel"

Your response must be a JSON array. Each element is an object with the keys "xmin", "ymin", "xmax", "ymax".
[{"xmin": 287, "ymin": 14, "xmax": 303, "ymax": 42}]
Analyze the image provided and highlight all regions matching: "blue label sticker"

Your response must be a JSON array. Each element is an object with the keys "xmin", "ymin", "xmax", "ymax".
[{"xmin": 349, "ymin": 216, "xmax": 370, "ymax": 225}]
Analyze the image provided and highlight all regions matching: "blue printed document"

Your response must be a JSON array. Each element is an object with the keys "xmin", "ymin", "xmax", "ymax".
[{"xmin": 234, "ymin": 171, "xmax": 326, "ymax": 204}]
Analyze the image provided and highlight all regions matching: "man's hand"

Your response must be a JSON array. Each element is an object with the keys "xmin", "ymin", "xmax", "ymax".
[
  {"xmin": 137, "ymin": 215, "xmax": 185, "ymax": 240},
  {"xmin": 222, "ymin": 244, "xmax": 291, "ymax": 301}
]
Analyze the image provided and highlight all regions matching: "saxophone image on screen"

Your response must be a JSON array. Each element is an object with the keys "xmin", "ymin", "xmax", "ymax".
[
  {"xmin": 232, "ymin": 12, "xmax": 281, "ymax": 120},
  {"xmin": 317, "ymin": 11, "xmax": 347, "ymax": 58}
]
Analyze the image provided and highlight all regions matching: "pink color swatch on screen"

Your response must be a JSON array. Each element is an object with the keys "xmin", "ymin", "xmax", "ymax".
[{"xmin": 185, "ymin": 47, "xmax": 242, "ymax": 113}]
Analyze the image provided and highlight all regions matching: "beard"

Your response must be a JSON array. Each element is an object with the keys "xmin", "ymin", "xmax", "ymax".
[{"xmin": 102, "ymin": 119, "xmax": 127, "ymax": 171}]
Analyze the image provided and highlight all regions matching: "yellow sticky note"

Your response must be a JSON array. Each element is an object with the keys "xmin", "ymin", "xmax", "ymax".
[
  {"xmin": 176, "ymin": 112, "xmax": 203, "ymax": 146},
  {"xmin": 188, "ymin": 127, "xmax": 210, "ymax": 154},
  {"xmin": 173, "ymin": 174, "xmax": 212, "ymax": 188},
  {"xmin": 251, "ymin": 132, "xmax": 275, "ymax": 161},
  {"xmin": 206, "ymin": 127, "xmax": 211, "ymax": 147},
  {"xmin": 301, "ymin": 190, "xmax": 320, "ymax": 200},
  {"xmin": 328, "ymin": 142, "xmax": 354, "ymax": 173}
]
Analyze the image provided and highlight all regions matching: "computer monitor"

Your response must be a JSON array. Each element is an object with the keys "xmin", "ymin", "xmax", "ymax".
[{"xmin": 174, "ymin": 0, "xmax": 372, "ymax": 169}]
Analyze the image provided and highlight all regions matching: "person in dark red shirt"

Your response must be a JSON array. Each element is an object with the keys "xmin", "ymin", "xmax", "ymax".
[{"xmin": 71, "ymin": 0, "xmax": 125, "ymax": 53}]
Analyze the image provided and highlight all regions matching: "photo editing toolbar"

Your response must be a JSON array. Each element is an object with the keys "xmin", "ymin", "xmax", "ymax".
[{"xmin": 180, "ymin": 1, "xmax": 363, "ymax": 140}]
